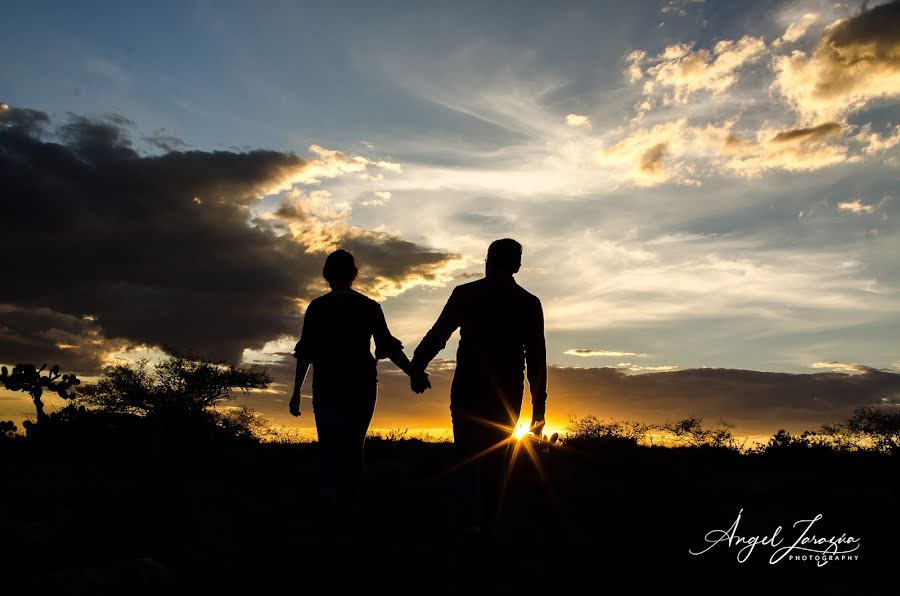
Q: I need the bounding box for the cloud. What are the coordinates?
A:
[565,113,591,128]
[614,363,680,373]
[542,364,900,432]
[0,305,117,372]
[775,12,819,46]
[769,121,841,143]
[360,190,392,207]
[837,198,875,214]
[0,106,461,370]
[625,50,647,83]
[809,361,870,375]
[772,1,900,122]
[857,123,900,155]
[717,121,855,176]
[632,35,767,102]
[600,119,854,185]
[565,349,648,358]
[598,119,699,186]
[143,129,188,152]
[238,359,900,436]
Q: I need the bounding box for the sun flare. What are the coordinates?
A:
[513,423,530,440]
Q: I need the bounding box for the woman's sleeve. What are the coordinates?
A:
[371,303,404,360]
[293,302,318,361]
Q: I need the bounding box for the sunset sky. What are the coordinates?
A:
[3,0,900,438]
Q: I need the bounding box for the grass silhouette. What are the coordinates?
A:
[1,360,897,594]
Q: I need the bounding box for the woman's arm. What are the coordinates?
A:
[386,348,431,394]
[372,302,431,393]
[289,357,311,417]
[290,300,317,416]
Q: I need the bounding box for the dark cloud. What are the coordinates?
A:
[233,358,900,437]
[0,106,457,371]
[0,305,110,372]
[0,105,49,134]
[770,121,842,144]
[640,142,667,173]
[543,364,900,434]
[143,129,188,152]
[828,0,900,53]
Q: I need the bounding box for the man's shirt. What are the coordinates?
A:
[412,276,547,422]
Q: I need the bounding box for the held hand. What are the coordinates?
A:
[289,393,301,417]
[410,371,431,394]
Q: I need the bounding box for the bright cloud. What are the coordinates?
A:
[565,113,591,128]
[615,363,680,373]
[838,199,875,214]
[600,119,856,185]
[772,3,900,123]
[631,35,767,102]
[360,190,392,207]
[810,361,869,375]
[565,349,648,358]
[775,12,819,46]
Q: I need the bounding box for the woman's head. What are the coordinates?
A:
[323,249,358,289]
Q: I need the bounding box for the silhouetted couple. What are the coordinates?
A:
[289,239,548,543]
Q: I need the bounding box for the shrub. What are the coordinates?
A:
[562,415,650,449]
[658,416,738,449]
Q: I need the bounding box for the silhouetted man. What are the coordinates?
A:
[411,238,547,542]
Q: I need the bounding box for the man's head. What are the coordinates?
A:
[323,249,358,289]
[485,238,522,277]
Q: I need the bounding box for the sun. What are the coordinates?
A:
[513,422,530,440]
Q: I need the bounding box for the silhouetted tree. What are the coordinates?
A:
[0,364,80,422]
[79,353,271,416]
[816,405,900,453]
[74,353,273,443]
[659,416,737,449]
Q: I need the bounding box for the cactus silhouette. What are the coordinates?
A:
[0,363,80,422]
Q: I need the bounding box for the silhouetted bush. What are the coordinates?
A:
[562,415,650,449]
[658,416,739,449]
[752,428,824,455]
[0,420,18,439]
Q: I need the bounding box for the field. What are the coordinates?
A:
[2,428,896,595]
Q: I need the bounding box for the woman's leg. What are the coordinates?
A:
[312,395,339,503]
[338,384,377,508]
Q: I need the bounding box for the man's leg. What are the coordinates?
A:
[478,425,514,539]
[451,413,484,534]
[452,412,513,539]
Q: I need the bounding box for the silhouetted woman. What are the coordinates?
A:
[288,249,427,511]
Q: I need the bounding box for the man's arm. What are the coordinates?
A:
[411,287,463,374]
[525,298,548,435]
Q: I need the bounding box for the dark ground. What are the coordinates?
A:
[1,435,897,595]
